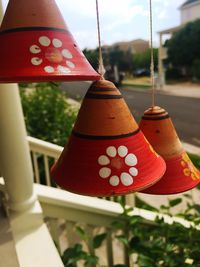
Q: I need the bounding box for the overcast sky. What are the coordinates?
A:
[55,0,186,49]
[2,0,186,49]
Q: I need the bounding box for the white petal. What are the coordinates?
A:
[52,38,62,48]
[57,65,71,73]
[129,167,138,176]
[99,167,111,179]
[30,45,41,54]
[66,61,75,68]
[118,145,128,157]
[62,49,73,58]
[120,172,134,186]
[98,155,110,166]
[44,66,54,73]
[31,57,43,65]
[125,153,138,166]
[39,36,51,47]
[109,176,120,186]
[106,146,117,157]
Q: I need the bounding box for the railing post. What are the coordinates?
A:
[0,1,36,211]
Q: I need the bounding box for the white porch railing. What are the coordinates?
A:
[34,183,196,267]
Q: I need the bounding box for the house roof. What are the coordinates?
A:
[181,0,199,8]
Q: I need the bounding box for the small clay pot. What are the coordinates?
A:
[51,81,166,197]
[0,0,99,82]
[140,106,200,194]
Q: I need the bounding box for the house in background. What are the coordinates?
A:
[180,0,200,24]
[158,0,200,88]
[103,39,149,55]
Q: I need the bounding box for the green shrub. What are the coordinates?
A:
[192,59,200,80]
[165,67,183,81]
[20,82,78,146]
[62,196,200,267]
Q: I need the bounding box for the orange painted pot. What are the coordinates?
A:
[140,106,200,194]
[51,81,166,196]
[0,0,99,82]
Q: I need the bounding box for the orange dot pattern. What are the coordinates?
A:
[181,153,200,180]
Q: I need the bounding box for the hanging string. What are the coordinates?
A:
[149,0,155,107]
[95,0,106,78]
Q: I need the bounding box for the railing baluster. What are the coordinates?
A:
[125,193,135,207]
[43,155,51,186]
[32,152,40,184]
[66,221,76,247]
[49,218,61,255]
[106,229,114,267]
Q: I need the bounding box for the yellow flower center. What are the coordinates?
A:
[45,47,63,63]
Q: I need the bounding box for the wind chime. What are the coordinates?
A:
[139,0,200,194]
[51,0,166,196]
[51,0,200,196]
[0,0,198,196]
[0,0,99,82]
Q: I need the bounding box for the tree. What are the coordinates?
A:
[166,19,200,77]
[83,48,99,71]
[133,48,158,71]
[83,46,134,73]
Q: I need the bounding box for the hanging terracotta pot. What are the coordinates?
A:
[51,80,166,196]
[140,106,200,194]
[0,0,100,82]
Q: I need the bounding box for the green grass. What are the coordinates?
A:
[121,83,151,90]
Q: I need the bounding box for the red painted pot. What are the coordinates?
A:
[140,106,200,194]
[0,0,99,82]
[51,80,166,196]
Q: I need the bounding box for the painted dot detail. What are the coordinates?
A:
[57,65,71,73]
[109,176,120,186]
[129,167,138,176]
[30,45,41,54]
[31,57,42,65]
[62,49,73,58]
[98,155,110,166]
[44,66,54,73]
[99,167,111,179]
[106,146,117,157]
[120,172,133,186]
[118,146,128,157]
[53,38,62,48]
[66,61,75,68]
[39,36,51,47]
[125,154,138,166]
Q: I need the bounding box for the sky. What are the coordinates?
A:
[2,0,186,49]
[55,0,186,49]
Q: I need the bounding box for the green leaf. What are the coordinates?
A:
[193,204,200,213]
[111,221,125,229]
[116,235,129,246]
[93,233,107,249]
[183,193,192,199]
[84,255,99,267]
[62,244,84,265]
[169,198,182,207]
[76,226,87,240]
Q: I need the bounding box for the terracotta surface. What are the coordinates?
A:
[140,106,200,194]
[0,0,100,82]
[73,80,138,136]
[1,0,66,30]
[51,81,166,197]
